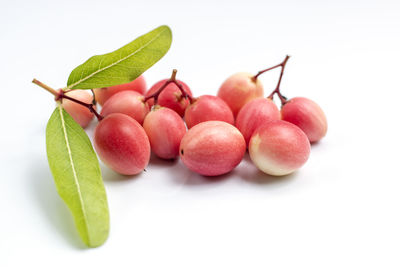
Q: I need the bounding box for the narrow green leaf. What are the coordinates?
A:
[46,105,109,247]
[67,25,172,89]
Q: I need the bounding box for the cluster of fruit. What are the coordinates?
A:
[61,56,327,177]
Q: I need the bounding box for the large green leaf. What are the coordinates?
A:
[66,25,172,89]
[46,106,109,247]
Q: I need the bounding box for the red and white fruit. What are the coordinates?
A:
[184,95,234,129]
[94,113,150,175]
[62,89,95,128]
[145,79,192,117]
[143,107,186,159]
[249,120,310,176]
[100,91,149,125]
[217,72,264,117]
[281,97,327,143]
[94,75,146,106]
[180,121,246,176]
[235,98,280,146]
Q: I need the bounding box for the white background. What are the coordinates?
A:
[1,0,400,266]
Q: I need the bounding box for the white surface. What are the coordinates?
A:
[1,0,400,266]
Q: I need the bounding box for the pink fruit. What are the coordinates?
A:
[62,89,94,128]
[180,121,246,176]
[249,120,310,176]
[94,75,146,106]
[217,72,264,117]
[235,98,280,146]
[94,113,150,175]
[184,95,234,129]
[145,79,192,117]
[281,97,327,143]
[143,107,186,159]
[100,91,149,125]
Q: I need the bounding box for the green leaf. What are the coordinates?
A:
[46,105,109,247]
[66,25,172,89]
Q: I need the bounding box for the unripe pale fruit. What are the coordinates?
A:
[100,91,149,125]
[217,72,264,117]
[235,98,280,146]
[180,121,246,176]
[145,79,192,117]
[143,107,186,159]
[94,75,146,106]
[94,113,150,175]
[281,97,327,143]
[249,120,310,176]
[62,90,94,128]
[184,95,234,129]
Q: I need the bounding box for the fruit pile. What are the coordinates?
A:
[62,56,327,177]
[31,26,328,248]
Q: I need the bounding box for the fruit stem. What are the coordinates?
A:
[172,80,194,104]
[57,90,103,121]
[90,89,97,106]
[253,55,290,81]
[32,78,103,121]
[170,69,177,81]
[32,79,59,97]
[266,55,290,105]
[144,78,171,104]
[144,69,194,105]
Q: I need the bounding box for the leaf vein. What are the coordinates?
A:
[58,105,90,242]
[67,28,168,89]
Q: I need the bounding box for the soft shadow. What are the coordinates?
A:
[100,163,142,183]
[170,161,233,186]
[29,158,87,249]
[236,153,297,185]
[149,153,179,167]
[101,154,182,183]
[240,168,297,185]
[310,140,325,148]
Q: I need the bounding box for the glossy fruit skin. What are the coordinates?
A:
[249,120,310,176]
[184,95,234,129]
[281,97,327,143]
[62,90,94,128]
[180,121,246,176]
[100,91,149,125]
[94,113,150,175]
[235,98,280,146]
[217,72,264,117]
[143,107,186,159]
[94,75,146,106]
[145,79,192,117]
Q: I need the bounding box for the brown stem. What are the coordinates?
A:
[266,55,290,105]
[144,69,193,105]
[269,90,287,105]
[144,80,172,104]
[171,80,194,104]
[90,89,97,106]
[57,90,103,121]
[253,65,281,81]
[32,79,58,96]
[253,55,290,81]
[170,69,177,81]
[32,78,103,121]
